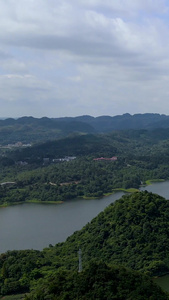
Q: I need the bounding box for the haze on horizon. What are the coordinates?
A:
[0,0,169,118]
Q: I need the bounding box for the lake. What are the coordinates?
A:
[1,181,169,254]
[154,274,169,293]
[0,191,124,253]
[140,180,169,199]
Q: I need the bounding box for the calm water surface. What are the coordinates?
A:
[140,181,169,292]
[140,180,169,199]
[0,192,124,253]
[154,274,169,293]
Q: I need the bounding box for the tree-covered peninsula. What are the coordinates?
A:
[0,192,169,298]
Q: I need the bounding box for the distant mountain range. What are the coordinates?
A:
[1,113,169,144]
[62,113,169,131]
[3,113,169,130]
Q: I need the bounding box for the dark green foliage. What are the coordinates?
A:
[0,157,15,167]
[26,262,169,300]
[0,116,95,145]
[10,134,118,162]
[0,250,44,295]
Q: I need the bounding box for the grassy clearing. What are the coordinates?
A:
[0,201,25,207]
[112,188,139,193]
[0,294,28,300]
[126,188,139,193]
[82,196,98,200]
[0,199,63,207]
[103,192,115,196]
[26,199,63,204]
[145,179,165,185]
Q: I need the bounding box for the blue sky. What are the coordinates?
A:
[0,0,169,118]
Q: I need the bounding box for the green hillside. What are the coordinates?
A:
[42,191,169,276]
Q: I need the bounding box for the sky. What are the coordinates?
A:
[1,0,169,118]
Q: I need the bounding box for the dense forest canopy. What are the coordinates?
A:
[25,262,169,300]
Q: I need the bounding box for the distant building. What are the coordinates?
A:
[64,156,76,161]
[4,142,31,149]
[43,158,50,164]
[93,156,117,161]
[52,159,62,163]
[52,156,76,163]
[16,161,28,166]
[1,182,16,186]
[15,142,23,147]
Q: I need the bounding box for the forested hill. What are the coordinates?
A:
[42,191,169,277]
[1,113,169,144]
[75,113,169,131]
[1,192,169,298]
[8,127,169,163]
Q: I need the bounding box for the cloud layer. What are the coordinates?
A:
[0,0,169,117]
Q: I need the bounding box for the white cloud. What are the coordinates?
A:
[0,74,51,101]
[1,59,28,74]
[0,0,169,117]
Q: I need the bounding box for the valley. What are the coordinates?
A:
[0,115,169,298]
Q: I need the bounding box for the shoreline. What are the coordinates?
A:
[0,199,63,207]
[0,178,165,207]
[145,179,165,185]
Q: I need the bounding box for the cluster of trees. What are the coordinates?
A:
[26,262,169,300]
